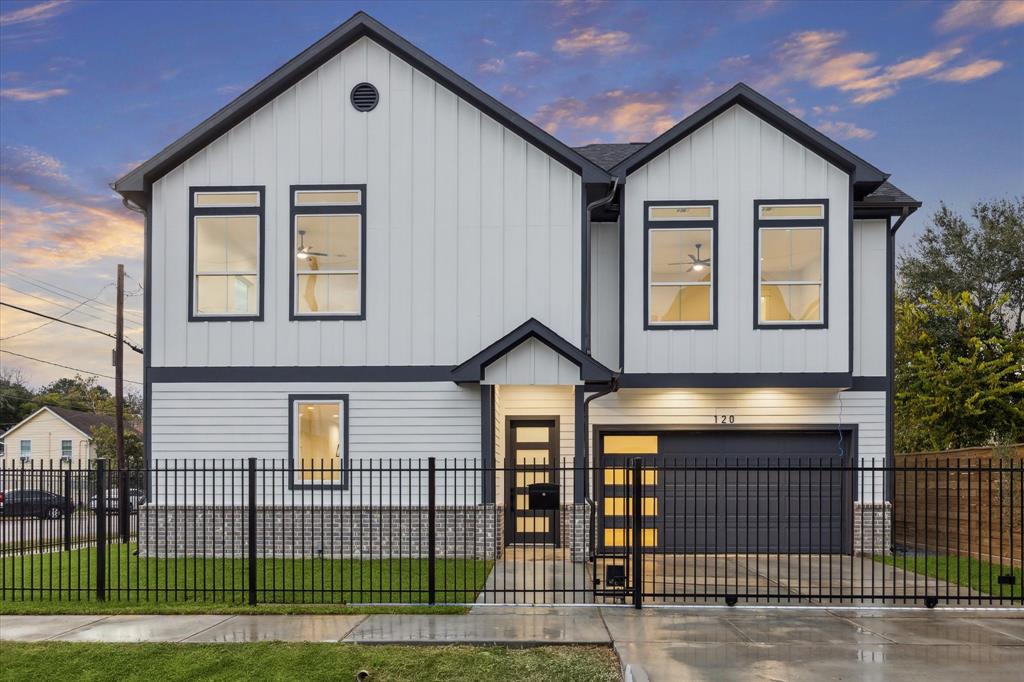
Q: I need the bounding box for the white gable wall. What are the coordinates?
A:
[622,105,851,374]
[150,36,582,369]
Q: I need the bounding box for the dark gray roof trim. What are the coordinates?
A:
[451,318,614,383]
[114,11,608,198]
[609,83,889,191]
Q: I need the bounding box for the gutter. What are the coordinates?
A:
[582,177,620,355]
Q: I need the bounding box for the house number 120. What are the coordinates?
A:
[716,414,736,424]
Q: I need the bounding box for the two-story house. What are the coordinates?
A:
[114,12,919,557]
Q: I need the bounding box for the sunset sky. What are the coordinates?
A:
[1,0,1022,390]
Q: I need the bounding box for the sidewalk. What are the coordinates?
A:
[3,607,1023,681]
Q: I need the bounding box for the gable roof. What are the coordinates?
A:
[451,318,614,383]
[609,83,889,194]
[1,406,117,441]
[113,11,608,202]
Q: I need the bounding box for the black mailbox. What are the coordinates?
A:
[527,483,559,510]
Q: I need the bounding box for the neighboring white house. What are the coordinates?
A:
[113,12,919,555]
[0,406,115,469]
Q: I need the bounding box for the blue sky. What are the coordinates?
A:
[1,0,1022,388]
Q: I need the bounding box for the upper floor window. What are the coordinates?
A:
[644,201,717,329]
[189,187,264,321]
[755,201,827,328]
[290,185,366,320]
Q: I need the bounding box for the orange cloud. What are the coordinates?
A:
[0,145,142,270]
[554,27,635,56]
[1,201,142,269]
[815,120,876,140]
[0,86,69,101]
[0,0,69,26]
[936,0,1024,33]
[533,97,601,134]
[931,58,1005,82]
[772,31,986,103]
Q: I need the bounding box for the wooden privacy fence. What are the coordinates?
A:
[894,445,1023,568]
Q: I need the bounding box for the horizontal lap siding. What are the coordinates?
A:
[151,382,480,461]
[589,388,886,502]
[151,36,581,369]
[623,105,850,374]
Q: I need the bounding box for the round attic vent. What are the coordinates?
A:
[350,82,379,112]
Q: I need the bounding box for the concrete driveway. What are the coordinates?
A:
[607,608,1024,681]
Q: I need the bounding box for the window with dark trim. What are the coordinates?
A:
[754,200,828,329]
[643,200,718,329]
[188,186,265,321]
[290,185,367,320]
[288,394,349,490]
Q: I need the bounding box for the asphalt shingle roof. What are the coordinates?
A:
[859,181,920,206]
[573,143,648,171]
[47,407,119,436]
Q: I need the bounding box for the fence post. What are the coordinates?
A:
[63,466,72,553]
[248,457,257,606]
[632,456,643,610]
[428,456,437,605]
[95,458,107,601]
[118,468,130,544]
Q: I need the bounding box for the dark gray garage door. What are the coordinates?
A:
[599,429,854,554]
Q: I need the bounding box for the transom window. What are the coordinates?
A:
[189,186,264,320]
[644,202,717,328]
[289,395,348,489]
[291,185,366,320]
[755,200,827,327]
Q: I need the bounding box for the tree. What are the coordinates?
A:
[0,368,34,433]
[894,291,1024,453]
[90,424,144,470]
[898,198,1024,337]
[33,375,113,414]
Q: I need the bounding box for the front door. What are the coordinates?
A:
[507,418,559,545]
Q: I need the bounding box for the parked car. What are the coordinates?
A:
[0,490,76,519]
[88,488,145,514]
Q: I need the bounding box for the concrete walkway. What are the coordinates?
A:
[3,608,1023,680]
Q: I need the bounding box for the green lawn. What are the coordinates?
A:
[874,553,1022,599]
[1,544,492,613]
[0,643,620,682]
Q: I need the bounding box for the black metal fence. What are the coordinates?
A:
[1,456,1020,608]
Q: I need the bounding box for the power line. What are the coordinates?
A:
[3,272,144,324]
[0,301,144,354]
[0,282,122,329]
[1,283,113,342]
[0,350,142,385]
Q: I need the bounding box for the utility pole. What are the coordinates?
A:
[115,263,128,544]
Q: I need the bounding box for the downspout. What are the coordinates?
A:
[583,375,619,562]
[583,177,620,355]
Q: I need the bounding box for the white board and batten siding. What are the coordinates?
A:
[149,35,582,369]
[482,339,583,385]
[150,382,481,505]
[623,104,850,374]
[589,388,887,502]
[852,219,887,377]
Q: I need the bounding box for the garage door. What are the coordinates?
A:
[598,429,853,554]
